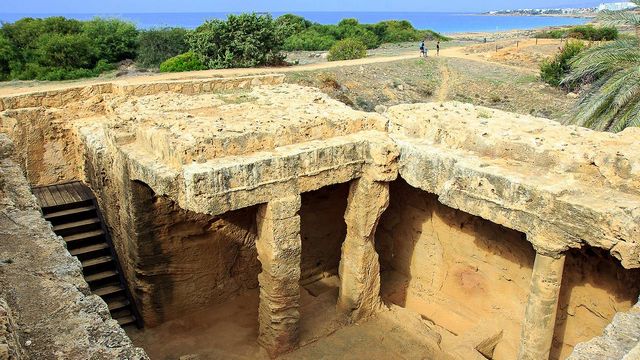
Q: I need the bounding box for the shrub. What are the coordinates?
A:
[0,16,134,81]
[1,17,83,66]
[34,32,96,69]
[540,40,585,89]
[159,51,206,72]
[327,38,367,61]
[188,13,285,69]
[283,29,336,51]
[535,25,618,41]
[422,30,450,41]
[137,27,189,67]
[280,17,448,51]
[82,18,139,63]
[93,59,116,73]
[276,14,313,39]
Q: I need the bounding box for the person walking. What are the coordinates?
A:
[420,41,425,57]
[436,41,440,56]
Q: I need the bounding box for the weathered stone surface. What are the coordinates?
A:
[256,196,302,357]
[0,136,147,359]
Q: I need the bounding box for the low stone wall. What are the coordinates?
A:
[0,134,147,359]
[0,74,285,111]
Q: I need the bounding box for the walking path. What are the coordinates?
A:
[0,38,554,97]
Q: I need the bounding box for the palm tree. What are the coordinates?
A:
[563,1,640,132]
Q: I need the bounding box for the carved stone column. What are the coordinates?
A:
[518,251,566,360]
[255,195,302,357]
[337,175,390,322]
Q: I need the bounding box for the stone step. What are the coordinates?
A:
[53,218,100,233]
[44,205,96,220]
[69,242,109,256]
[85,270,118,283]
[81,255,113,268]
[64,229,105,244]
[94,284,125,297]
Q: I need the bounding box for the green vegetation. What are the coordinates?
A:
[0,13,448,81]
[283,18,449,51]
[327,38,367,61]
[535,25,618,41]
[137,27,190,67]
[188,13,286,69]
[540,41,585,89]
[0,17,136,80]
[82,18,138,63]
[159,51,206,72]
[562,0,640,132]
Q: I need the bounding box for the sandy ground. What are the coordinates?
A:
[127,276,449,360]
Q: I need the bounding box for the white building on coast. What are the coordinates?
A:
[597,2,637,11]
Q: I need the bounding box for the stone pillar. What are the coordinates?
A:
[255,195,302,357]
[518,252,566,360]
[337,175,390,322]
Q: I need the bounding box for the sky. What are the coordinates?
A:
[1,0,606,14]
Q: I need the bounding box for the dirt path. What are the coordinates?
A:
[0,53,419,96]
[0,39,552,97]
[436,59,451,102]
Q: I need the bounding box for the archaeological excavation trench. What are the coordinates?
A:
[0,74,639,359]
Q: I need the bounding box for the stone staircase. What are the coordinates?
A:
[32,182,141,328]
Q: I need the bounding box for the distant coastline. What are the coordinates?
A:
[483,13,596,19]
[0,12,589,34]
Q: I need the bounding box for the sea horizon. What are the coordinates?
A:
[0,11,589,34]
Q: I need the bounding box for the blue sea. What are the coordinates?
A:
[0,12,588,34]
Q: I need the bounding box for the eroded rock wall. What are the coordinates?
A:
[553,248,640,359]
[0,134,147,359]
[376,179,533,358]
[135,185,260,326]
[84,140,260,326]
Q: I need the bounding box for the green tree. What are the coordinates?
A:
[82,18,138,63]
[188,13,285,69]
[1,17,83,66]
[563,0,640,131]
[35,32,96,69]
[137,27,189,67]
[0,33,14,79]
[275,14,313,38]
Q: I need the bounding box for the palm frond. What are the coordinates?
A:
[569,67,640,131]
[599,10,640,27]
[610,97,640,132]
[563,40,640,84]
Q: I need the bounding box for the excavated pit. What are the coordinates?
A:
[377,179,640,359]
[2,76,640,359]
